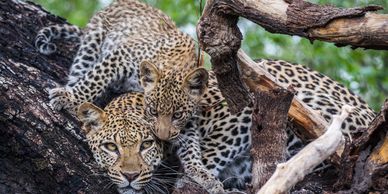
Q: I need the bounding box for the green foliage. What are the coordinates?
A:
[33,0,387,110]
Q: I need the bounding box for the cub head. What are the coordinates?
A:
[139,61,208,141]
[77,102,163,193]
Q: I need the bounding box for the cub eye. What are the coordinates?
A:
[148,106,158,116]
[140,140,154,150]
[173,111,183,120]
[103,143,118,152]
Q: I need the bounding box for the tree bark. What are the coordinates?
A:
[0,1,116,193]
[200,0,388,50]
[249,89,292,192]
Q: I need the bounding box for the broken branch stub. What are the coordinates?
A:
[238,50,329,139]
[257,105,354,194]
[249,89,293,192]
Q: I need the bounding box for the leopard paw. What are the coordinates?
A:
[186,167,225,194]
[49,87,76,112]
[205,179,225,194]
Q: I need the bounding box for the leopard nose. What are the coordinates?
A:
[123,172,139,182]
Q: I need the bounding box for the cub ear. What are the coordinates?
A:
[77,103,107,138]
[140,61,160,93]
[183,68,209,100]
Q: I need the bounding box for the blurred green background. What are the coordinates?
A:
[33,0,388,110]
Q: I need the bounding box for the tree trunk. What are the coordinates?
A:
[0,1,116,193]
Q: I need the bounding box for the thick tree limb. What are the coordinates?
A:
[202,0,388,50]
[197,0,252,113]
[257,105,353,194]
[0,1,115,193]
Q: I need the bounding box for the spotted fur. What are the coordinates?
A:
[141,57,376,190]
[77,93,164,194]
[35,24,82,55]
[256,59,376,155]
[78,86,253,193]
[36,0,198,112]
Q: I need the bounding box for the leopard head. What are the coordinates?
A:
[139,61,208,141]
[77,102,163,193]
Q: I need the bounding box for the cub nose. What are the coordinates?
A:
[123,172,139,182]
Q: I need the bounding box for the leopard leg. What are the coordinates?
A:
[49,46,137,112]
[177,124,225,194]
[67,16,106,87]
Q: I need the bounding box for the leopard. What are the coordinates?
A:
[77,93,166,194]
[78,89,253,193]
[36,0,226,192]
[139,57,376,160]
[35,0,200,113]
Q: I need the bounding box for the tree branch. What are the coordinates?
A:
[202,0,388,50]
[197,0,252,113]
[257,105,353,194]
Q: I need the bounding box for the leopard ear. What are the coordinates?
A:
[77,103,107,138]
[183,68,208,100]
[140,61,160,93]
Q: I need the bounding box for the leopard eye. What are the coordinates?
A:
[148,106,158,116]
[173,111,183,120]
[140,140,154,150]
[102,143,118,152]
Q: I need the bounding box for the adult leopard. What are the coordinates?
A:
[78,88,252,193]
[36,0,224,192]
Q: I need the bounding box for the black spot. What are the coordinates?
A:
[302,98,313,103]
[326,108,338,114]
[221,151,229,158]
[231,127,239,136]
[229,118,238,123]
[243,135,249,143]
[240,126,249,134]
[226,139,233,145]
[210,133,223,139]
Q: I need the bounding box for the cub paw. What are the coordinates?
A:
[49,87,76,112]
[187,167,225,194]
[204,179,225,194]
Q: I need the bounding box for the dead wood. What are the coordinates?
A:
[248,89,292,192]
[200,0,388,50]
[335,100,388,193]
[257,105,352,194]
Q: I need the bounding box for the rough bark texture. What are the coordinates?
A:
[197,0,252,113]
[257,105,352,194]
[238,50,329,140]
[335,100,388,193]
[249,89,292,193]
[0,1,116,193]
[200,0,388,50]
